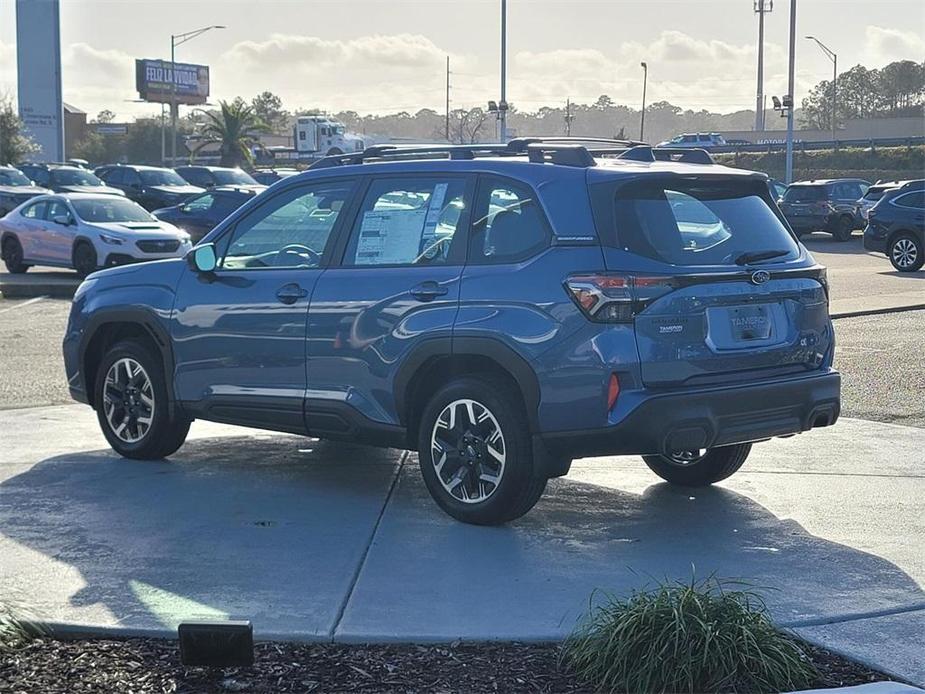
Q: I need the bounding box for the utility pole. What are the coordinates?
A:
[639,62,648,142]
[754,0,773,131]
[785,0,796,184]
[445,56,450,142]
[499,0,507,142]
[564,98,573,136]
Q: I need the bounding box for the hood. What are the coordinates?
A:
[146,184,205,196]
[91,220,183,236]
[0,185,52,196]
[57,185,126,196]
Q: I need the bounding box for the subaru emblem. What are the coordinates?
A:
[750,270,771,285]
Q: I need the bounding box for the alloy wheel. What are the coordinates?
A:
[103,357,155,443]
[430,398,505,504]
[666,449,706,466]
[892,238,918,269]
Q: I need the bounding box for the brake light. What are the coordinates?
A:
[607,373,620,410]
[565,273,677,323]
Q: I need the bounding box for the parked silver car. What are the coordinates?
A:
[0,193,192,276]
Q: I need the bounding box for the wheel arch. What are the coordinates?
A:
[395,337,541,441]
[80,309,177,413]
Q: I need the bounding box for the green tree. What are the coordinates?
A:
[0,96,39,164]
[877,60,925,113]
[191,99,268,167]
[94,109,117,124]
[251,91,288,133]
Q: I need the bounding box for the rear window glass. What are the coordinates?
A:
[783,186,826,202]
[607,179,800,267]
[864,186,893,201]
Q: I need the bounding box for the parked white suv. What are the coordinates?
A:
[0,193,192,276]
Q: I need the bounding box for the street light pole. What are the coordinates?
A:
[169,25,225,167]
[806,35,837,144]
[499,0,507,142]
[754,0,773,131]
[785,0,796,184]
[639,62,648,142]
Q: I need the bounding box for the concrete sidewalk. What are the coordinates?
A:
[1,405,923,685]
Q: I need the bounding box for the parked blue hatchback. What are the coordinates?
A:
[63,138,840,524]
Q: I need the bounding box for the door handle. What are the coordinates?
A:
[410,281,448,302]
[276,283,308,305]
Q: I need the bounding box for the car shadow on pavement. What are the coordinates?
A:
[1,435,922,640]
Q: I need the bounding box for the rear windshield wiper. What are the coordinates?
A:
[735,249,790,266]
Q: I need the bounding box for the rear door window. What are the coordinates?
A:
[783,186,826,203]
[22,201,47,219]
[608,179,800,267]
[470,176,551,263]
[894,191,925,209]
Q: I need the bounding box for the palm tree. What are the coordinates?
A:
[191,99,268,168]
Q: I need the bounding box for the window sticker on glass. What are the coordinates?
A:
[355,207,428,265]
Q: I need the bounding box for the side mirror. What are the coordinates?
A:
[53,215,71,226]
[187,243,217,273]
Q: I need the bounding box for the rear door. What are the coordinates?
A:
[42,198,75,263]
[598,177,833,387]
[15,200,48,261]
[305,173,473,433]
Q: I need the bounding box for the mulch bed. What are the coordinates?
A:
[0,638,888,693]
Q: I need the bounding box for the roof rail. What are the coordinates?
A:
[507,136,645,153]
[617,145,715,165]
[308,143,515,169]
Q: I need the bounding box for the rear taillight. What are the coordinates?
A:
[565,273,677,322]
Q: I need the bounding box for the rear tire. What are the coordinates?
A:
[417,376,546,525]
[832,216,853,242]
[643,443,751,487]
[888,233,924,272]
[73,241,98,277]
[94,339,191,460]
[2,237,30,273]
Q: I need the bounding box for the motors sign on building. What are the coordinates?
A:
[16,0,65,162]
[135,59,209,105]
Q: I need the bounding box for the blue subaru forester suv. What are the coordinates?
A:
[63,139,840,525]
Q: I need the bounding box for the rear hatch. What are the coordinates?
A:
[780,184,829,218]
[589,176,833,387]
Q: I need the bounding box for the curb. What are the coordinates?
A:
[831,304,925,320]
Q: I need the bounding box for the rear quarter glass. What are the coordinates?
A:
[591,177,800,267]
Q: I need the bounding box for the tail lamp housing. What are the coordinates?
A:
[565,273,677,323]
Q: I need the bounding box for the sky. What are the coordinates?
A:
[1,0,924,123]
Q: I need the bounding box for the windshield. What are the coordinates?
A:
[0,169,32,186]
[783,186,826,202]
[72,198,156,223]
[140,169,188,186]
[51,169,104,187]
[606,179,800,267]
[213,169,257,186]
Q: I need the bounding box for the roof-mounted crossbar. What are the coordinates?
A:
[526,143,597,167]
[617,145,715,165]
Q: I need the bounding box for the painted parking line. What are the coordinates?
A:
[0,295,48,314]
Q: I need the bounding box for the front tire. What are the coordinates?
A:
[417,377,546,525]
[94,339,190,459]
[642,443,752,486]
[2,237,30,273]
[73,241,98,277]
[889,233,924,272]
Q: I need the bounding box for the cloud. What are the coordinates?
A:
[223,33,451,73]
[861,26,925,66]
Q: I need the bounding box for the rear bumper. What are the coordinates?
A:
[540,370,841,459]
[863,226,888,253]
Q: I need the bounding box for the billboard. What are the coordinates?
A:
[16,0,65,162]
[135,59,210,105]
